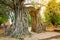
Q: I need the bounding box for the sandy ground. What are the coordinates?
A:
[0,32,60,40]
[0,27,60,40]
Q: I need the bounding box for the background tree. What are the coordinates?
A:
[28,1,46,33]
[44,0,60,26]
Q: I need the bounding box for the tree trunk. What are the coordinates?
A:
[30,10,43,33]
[11,4,31,39]
[31,16,36,32]
[29,9,43,33]
[4,0,31,39]
[36,14,43,33]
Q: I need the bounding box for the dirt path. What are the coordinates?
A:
[0,32,60,40]
[0,37,19,40]
[25,32,60,40]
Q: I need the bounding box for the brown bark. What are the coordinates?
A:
[31,15,37,32]
[25,7,37,32]
[26,7,38,32]
[11,4,31,39]
[28,7,43,33]
[3,0,31,40]
[29,10,37,32]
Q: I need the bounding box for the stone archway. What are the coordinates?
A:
[25,6,41,32]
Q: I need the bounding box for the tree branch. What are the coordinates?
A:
[0,0,14,9]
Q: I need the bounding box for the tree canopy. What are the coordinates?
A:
[44,0,60,25]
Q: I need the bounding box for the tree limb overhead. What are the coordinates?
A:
[0,0,14,9]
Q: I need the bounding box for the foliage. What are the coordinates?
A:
[0,4,9,24]
[27,14,32,27]
[44,0,60,25]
